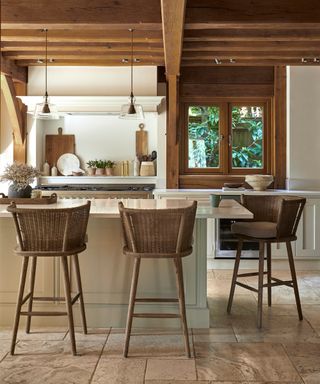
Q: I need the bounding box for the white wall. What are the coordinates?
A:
[287,67,320,189]
[28,66,157,96]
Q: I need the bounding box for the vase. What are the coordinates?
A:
[105,168,113,176]
[8,183,32,198]
[95,168,105,176]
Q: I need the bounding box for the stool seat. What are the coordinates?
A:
[232,221,277,238]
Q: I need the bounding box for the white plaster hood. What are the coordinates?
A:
[18,96,165,114]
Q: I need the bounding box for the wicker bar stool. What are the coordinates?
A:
[7,201,91,355]
[227,195,306,328]
[118,201,197,358]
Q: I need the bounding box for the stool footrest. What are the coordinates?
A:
[133,313,181,318]
[236,281,259,293]
[20,311,68,316]
[237,271,267,278]
[135,298,179,303]
[71,293,81,305]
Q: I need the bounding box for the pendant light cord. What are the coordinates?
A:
[130,28,133,99]
[44,28,48,99]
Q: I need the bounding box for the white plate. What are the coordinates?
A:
[57,153,81,176]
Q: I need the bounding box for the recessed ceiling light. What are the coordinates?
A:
[122,58,129,63]
[229,58,236,64]
[133,58,141,63]
[301,58,308,63]
[214,58,222,65]
[49,58,54,63]
[37,59,44,64]
[314,58,320,63]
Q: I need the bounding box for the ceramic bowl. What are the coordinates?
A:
[245,174,274,191]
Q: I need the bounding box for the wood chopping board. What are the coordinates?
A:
[45,127,75,175]
[136,123,148,157]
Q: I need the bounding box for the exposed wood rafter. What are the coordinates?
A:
[0,74,26,145]
[0,55,27,83]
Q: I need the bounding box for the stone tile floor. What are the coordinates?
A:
[0,270,320,383]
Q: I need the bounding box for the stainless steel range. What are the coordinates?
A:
[36,184,155,199]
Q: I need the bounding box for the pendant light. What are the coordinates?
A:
[34,28,59,120]
[119,29,144,119]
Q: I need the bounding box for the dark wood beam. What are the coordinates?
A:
[17,59,163,66]
[0,55,27,83]
[161,0,186,76]
[1,0,161,24]
[185,0,320,24]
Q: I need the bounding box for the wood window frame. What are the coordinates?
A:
[180,97,272,177]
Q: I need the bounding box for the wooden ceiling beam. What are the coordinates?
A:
[0,74,25,145]
[183,41,320,52]
[161,0,186,77]
[1,0,161,24]
[1,44,163,52]
[18,60,164,67]
[181,60,320,66]
[1,23,162,31]
[185,0,320,24]
[184,29,320,42]
[0,55,27,83]
[183,51,320,60]
[4,53,164,60]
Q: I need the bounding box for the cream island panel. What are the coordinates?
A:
[0,198,252,328]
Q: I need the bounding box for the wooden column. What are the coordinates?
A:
[161,0,186,188]
[13,81,27,163]
[273,66,287,188]
[166,75,180,188]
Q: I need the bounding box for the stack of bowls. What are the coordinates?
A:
[245,174,274,191]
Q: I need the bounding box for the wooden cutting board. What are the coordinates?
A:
[136,123,148,157]
[45,127,75,175]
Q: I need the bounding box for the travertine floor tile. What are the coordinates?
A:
[195,343,301,382]
[0,340,104,384]
[0,326,68,341]
[92,357,146,384]
[103,333,193,358]
[0,339,10,361]
[144,381,210,384]
[145,358,196,380]
[192,327,237,343]
[232,315,320,343]
[284,342,320,384]
[64,327,110,342]
[110,327,191,336]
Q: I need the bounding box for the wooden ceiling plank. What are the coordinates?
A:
[1,45,164,53]
[0,74,24,145]
[0,55,27,83]
[185,0,320,24]
[18,60,164,67]
[1,23,162,31]
[161,0,186,77]
[182,51,320,60]
[4,53,164,60]
[1,0,161,24]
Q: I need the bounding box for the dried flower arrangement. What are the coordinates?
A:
[1,162,41,191]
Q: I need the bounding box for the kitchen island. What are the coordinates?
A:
[0,198,252,328]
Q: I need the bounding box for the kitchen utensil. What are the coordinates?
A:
[57,153,83,176]
[136,123,148,157]
[45,127,75,175]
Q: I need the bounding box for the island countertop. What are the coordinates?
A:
[0,198,253,220]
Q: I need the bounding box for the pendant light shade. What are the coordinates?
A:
[119,29,144,120]
[34,29,59,120]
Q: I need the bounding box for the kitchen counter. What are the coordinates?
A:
[0,198,252,328]
[153,188,320,197]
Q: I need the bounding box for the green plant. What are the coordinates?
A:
[86,160,96,168]
[1,162,41,190]
[95,160,107,169]
[105,160,115,169]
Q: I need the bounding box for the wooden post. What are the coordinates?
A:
[273,66,286,189]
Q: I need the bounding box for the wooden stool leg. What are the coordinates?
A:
[124,257,141,358]
[266,243,272,307]
[174,257,191,358]
[61,256,77,356]
[227,239,243,313]
[11,256,29,355]
[286,241,303,320]
[73,254,87,334]
[26,257,37,334]
[257,241,265,328]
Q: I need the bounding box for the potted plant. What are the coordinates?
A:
[105,160,115,176]
[86,160,96,176]
[95,160,107,176]
[1,162,41,198]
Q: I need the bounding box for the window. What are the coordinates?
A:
[182,100,270,175]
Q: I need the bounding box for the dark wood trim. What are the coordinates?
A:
[273,66,287,189]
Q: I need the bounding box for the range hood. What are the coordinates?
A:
[18,96,165,115]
